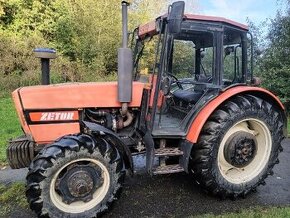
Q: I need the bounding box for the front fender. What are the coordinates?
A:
[82,121,134,174]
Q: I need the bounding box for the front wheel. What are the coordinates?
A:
[190,94,284,198]
[26,134,125,217]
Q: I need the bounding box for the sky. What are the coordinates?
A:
[182,0,287,25]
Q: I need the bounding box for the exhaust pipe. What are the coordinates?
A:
[118,1,133,116]
[121,1,129,49]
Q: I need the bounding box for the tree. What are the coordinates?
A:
[53,0,167,73]
[258,4,290,109]
[0,0,168,93]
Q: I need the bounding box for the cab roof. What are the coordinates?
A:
[138,14,249,39]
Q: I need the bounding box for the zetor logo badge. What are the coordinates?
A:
[41,112,74,121]
[29,111,79,122]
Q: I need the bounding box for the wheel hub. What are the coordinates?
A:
[56,163,104,204]
[224,131,257,167]
[67,171,94,198]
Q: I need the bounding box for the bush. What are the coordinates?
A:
[0,0,166,96]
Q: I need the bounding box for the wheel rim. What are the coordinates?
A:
[50,158,110,213]
[218,118,272,184]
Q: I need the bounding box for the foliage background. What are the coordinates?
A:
[250,1,290,110]
[1,0,290,112]
[0,0,166,96]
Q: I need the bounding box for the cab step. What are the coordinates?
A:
[153,164,184,175]
[155,147,183,157]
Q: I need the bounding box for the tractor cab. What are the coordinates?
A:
[133,8,250,136]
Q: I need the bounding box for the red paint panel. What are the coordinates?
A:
[138,20,157,39]
[186,86,284,143]
[19,82,144,110]
[12,89,31,134]
[149,75,158,107]
[29,123,80,144]
[30,111,79,122]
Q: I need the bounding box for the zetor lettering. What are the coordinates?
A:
[40,112,75,121]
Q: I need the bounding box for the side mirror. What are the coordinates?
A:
[168,1,185,34]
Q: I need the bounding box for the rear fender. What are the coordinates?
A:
[82,121,134,174]
[186,86,286,143]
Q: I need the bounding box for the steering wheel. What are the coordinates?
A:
[167,73,183,90]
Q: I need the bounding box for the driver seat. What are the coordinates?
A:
[172,84,205,104]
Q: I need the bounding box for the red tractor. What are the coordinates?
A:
[7,1,286,217]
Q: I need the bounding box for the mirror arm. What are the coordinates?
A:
[248,32,254,82]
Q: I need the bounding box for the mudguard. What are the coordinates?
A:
[82,121,134,174]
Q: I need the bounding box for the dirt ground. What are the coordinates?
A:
[2,139,290,218]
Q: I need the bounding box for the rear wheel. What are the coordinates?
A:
[190,94,284,198]
[26,134,125,217]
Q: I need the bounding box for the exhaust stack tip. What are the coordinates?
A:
[121,1,130,5]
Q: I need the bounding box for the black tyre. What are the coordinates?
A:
[190,94,284,198]
[26,134,125,217]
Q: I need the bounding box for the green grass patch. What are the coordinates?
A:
[0,97,22,164]
[193,207,290,218]
[0,182,28,216]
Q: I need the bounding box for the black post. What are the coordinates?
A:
[33,48,57,85]
[195,48,201,76]
[41,59,50,85]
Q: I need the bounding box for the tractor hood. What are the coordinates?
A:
[11,81,145,143]
[13,81,145,110]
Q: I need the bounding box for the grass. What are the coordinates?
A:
[0,182,28,216]
[194,207,290,218]
[0,97,22,164]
